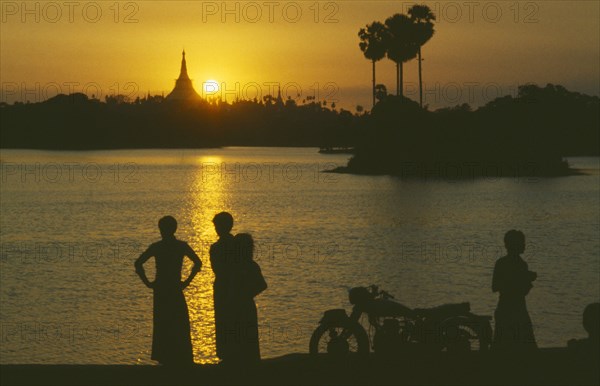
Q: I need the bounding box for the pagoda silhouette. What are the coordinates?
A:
[166,50,201,101]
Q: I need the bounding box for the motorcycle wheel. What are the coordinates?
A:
[309,321,369,358]
[441,318,489,352]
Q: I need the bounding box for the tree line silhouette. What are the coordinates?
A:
[359,4,435,107]
[1,83,597,178]
[0,93,362,149]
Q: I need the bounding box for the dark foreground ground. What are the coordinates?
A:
[2,349,598,386]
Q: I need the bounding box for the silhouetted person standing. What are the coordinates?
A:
[135,216,201,365]
[229,233,267,365]
[492,230,537,351]
[210,212,236,363]
[568,302,600,355]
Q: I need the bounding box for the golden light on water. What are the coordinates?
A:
[195,156,222,165]
[184,158,233,364]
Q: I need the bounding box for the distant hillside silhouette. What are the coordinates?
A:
[0,93,361,149]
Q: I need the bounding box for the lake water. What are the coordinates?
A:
[0,148,598,364]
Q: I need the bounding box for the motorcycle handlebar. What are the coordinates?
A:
[368,285,395,299]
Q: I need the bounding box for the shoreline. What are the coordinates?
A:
[326,165,587,178]
[2,349,598,385]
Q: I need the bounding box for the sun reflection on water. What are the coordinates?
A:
[183,157,233,364]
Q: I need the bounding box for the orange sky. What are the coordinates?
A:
[1,1,599,110]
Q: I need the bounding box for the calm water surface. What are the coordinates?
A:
[0,148,598,364]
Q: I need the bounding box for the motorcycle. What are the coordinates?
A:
[309,285,492,357]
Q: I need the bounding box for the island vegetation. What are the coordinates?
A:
[351,5,598,177]
[340,83,599,177]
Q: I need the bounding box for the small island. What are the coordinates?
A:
[333,84,599,178]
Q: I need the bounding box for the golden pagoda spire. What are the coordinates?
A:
[166,50,201,101]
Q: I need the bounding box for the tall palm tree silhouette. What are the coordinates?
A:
[385,13,419,98]
[359,21,388,108]
[408,4,436,108]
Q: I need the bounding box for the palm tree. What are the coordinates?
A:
[384,13,419,98]
[408,4,436,107]
[358,21,388,108]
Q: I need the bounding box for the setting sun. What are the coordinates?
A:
[203,80,220,95]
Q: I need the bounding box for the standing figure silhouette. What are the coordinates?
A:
[210,212,237,363]
[135,215,201,365]
[568,302,600,355]
[229,233,267,365]
[492,229,537,351]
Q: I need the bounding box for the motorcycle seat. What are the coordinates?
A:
[414,302,471,319]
